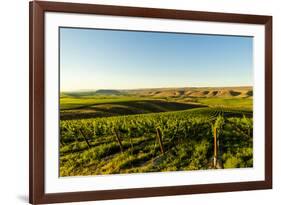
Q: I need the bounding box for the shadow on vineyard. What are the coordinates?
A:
[59,107,253,176]
[60,99,207,120]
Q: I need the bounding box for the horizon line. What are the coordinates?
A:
[61,85,253,93]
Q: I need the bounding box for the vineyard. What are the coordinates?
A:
[60,107,253,176]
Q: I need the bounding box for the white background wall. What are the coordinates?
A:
[0,0,280,204]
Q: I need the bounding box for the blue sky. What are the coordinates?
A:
[60,27,253,91]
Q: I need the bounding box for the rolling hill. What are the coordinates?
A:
[60,86,253,120]
[125,86,253,98]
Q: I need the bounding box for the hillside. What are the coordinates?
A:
[126,86,253,98]
[60,100,205,120]
[95,89,121,95]
[60,86,253,120]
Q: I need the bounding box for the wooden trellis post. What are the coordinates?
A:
[114,129,124,153]
[156,128,164,154]
[79,129,91,149]
[213,127,217,168]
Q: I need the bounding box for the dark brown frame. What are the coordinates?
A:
[29,1,272,204]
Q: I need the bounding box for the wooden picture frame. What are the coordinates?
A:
[29,1,272,204]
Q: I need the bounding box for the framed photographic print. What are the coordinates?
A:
[29,1,272,204]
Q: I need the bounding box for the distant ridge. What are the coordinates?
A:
[95,89,121,95]
[125,86,253,98]
[62,86,253,98]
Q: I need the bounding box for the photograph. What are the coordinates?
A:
[29,2,272,203]
[59,27,253,177]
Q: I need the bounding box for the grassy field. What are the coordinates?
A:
[59,87,253,176]
[195,97,252,110]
